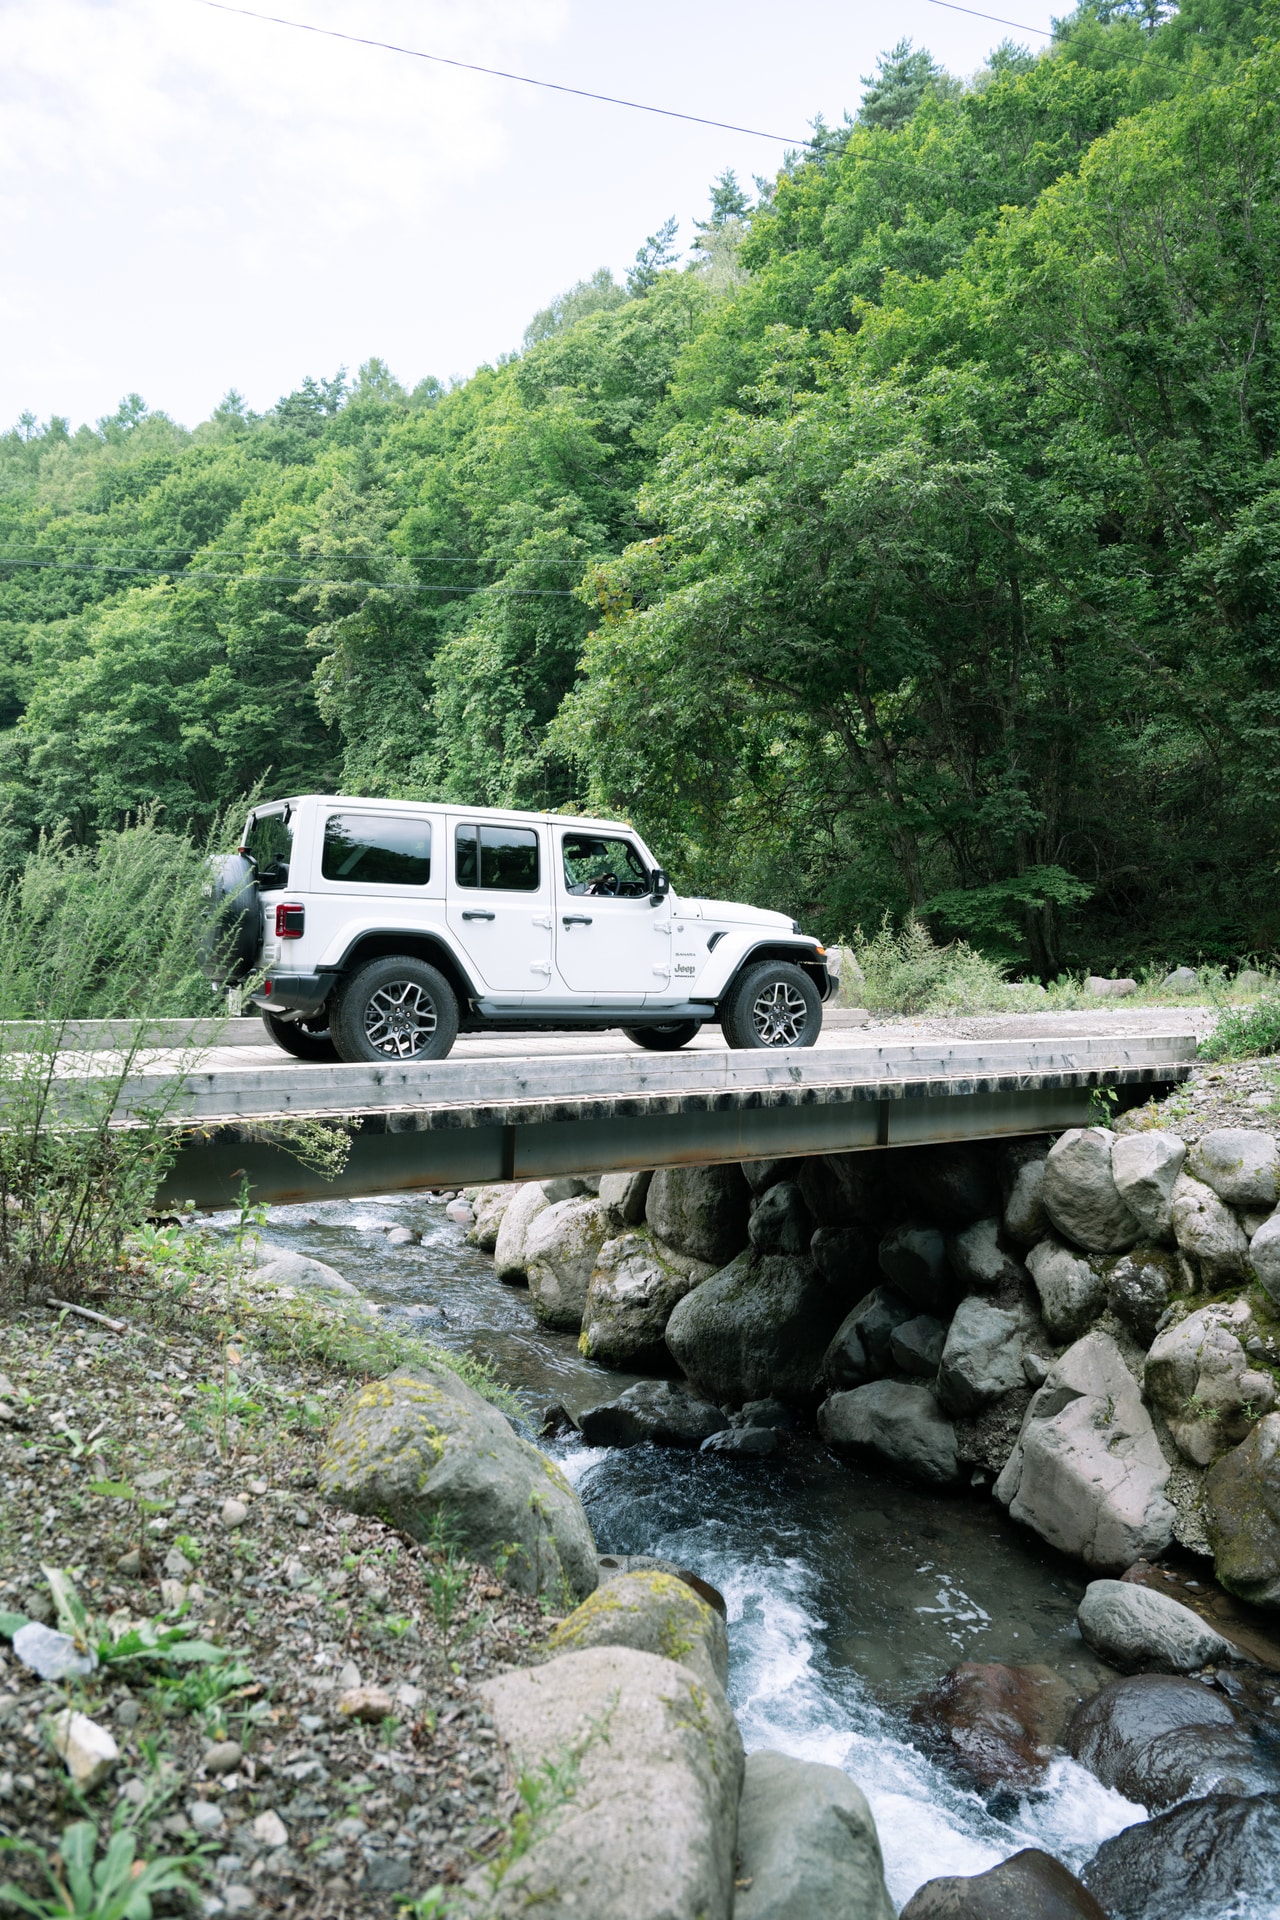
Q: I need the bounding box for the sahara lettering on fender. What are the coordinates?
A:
[332,956,460,1064]
[720,960,821,1051]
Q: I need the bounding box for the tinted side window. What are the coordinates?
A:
[455,824,540,891]
[562,833,650,898]
[245,811,293,889]
[323,814,431,886]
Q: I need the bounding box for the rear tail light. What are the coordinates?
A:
[275,903,305,938]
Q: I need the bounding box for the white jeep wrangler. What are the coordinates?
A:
[202,794,836,1063]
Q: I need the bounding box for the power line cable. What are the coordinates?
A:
[925,0,1054,37]
[191,0,808,143]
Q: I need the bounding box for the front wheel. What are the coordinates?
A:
[262,1010,339,1062]
[720,961,822,1051]
[332,957,460,1063]
[622,1021,703,1052]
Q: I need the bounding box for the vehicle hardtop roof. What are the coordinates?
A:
[251,795,639,839]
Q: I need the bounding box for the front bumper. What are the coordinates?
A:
[248,972,329,1018]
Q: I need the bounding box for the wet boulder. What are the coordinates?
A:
[1204,1413,1280,1608]
[1110,1133,1185,1242]
[748,1180,813,1256]
[909,1662,1073,1791]
[818,1380,961,1487]
[701,1425,777,1459]
[1076,1579,1241,1673]
[1002,1150,1049,1248]
[1067,1673,1263,1808]
[645,1164,751,1267]
[525,1196,616,1330]
[1082,1792,1280,1920]
[1144,1301,1276,1467]
[902,1850,1106,1920]
[891,1314,948,1377]
[734,1749,895,1920]
[1106,1248,1178,1347]
[475,1647,743,1920]
[1187,1128,1279,1208]
[597,1168,653,1227]
[1043,1128,1141,1253]
[666,1250,846,1408]
[994,1331,1175,1569]
[466,1181,520,1252]
[822,1286,914,1390]
[879,1223,955,1316]
[254,1248,360,1301]
[947,1217,1024,1293]
[1170,1174,1249,1287]
[545,1568,728,1694]
[1025,1236,1106,1342]
[577,1380,728,1449]
[580,1231,712,1369]
[319,1364,598,1601]
[935,1299,1025,1416]
[493,1181,549,1282]
[810,1222,876,1290]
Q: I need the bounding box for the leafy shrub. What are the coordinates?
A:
[1199,996,1280,1062]
[847,917,1021,1014]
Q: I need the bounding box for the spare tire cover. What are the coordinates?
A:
[198,853,262,985]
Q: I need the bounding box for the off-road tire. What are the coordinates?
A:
[720,960,821,1051]
[262,1010,339,1063]
[622,1021,703,1052]
[332,956,459,1064]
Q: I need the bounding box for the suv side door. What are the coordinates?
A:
[554,828,671,999]
[446,818,553,996]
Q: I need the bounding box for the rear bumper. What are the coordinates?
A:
[248,972,329,1018]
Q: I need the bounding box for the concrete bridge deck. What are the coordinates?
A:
[134,1020,1198,1209]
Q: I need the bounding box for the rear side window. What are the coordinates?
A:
[322,814,431,886]
[455,824,540,892]
[245,810,293,889]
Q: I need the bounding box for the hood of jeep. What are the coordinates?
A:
[676,896,796,931]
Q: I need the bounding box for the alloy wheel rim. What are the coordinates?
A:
[750,980,808,1045]
[364,980,438,1057]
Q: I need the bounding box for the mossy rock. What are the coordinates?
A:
[1205,1412,1280,1608]
[319,1364,598,1602]
[545,1568,728,1693]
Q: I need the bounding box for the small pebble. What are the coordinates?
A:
[283,1558,308,1590]
[116,1699,141,1730]
[189,1800,226,1834]
[338,1661,361,1689]
[204,1741,243,1776]
[252,1809,288,1850]
[225,1890,256,1915]
[338,1685,396,1723]
[220,1499,249,1530]
[115,1548,142,1577]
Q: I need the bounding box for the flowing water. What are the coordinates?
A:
[215,1190,1264,1911]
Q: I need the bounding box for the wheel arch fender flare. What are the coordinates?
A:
[329,930,479,1009]
[715,942,829,1011]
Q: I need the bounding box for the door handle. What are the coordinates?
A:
[461,910,496,921]
[561,914,593,926]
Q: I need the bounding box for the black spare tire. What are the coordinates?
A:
[198,853,262,986]
[333,956,459,1063]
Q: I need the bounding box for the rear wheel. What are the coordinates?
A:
[333,957,460,1064]
[721,961,822,1051]
[622,1021,703,1052]
[262,1011,338,1063]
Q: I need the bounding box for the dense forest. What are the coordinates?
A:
[1,0,1277,977]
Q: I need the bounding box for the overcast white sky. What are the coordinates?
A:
[1,0,1058,432]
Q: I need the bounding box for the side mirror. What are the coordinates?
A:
[649,868,670,905]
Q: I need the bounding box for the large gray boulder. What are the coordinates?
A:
[1002,1152,1049,1248]
[525,1196,616,1329]
[1106,1248,1178,1347]
[1170,1173,1249,1286]
[821,1286,913,1390]
[1110,1132,1185,1241]
[580,1231,711,1369]
[1083,1792,1280,1920]
[666,1250,845,1407]
[1025,1235,1106,1341]
[319,1365,598,1601]
[493,1181,550,1282]
[577,1381,728,1450]
[891,1314,948,1376]
[1187,1127,1279,1207]
[1204,1413,1280,1607]
[466,1181,520,1252]
[797,1153,879,1227]
[819,1381,961,1487]
[1042,1128,1140,1253]
[733,1749,895,1920]
[901,1849,1106,1920]
[994,1331,1175,1569]
[1251,1211,1280,1306]
[1067,1673,1264,1808]
[809,1224,875,1290]
[1144,1300,1276,1466]
[935,1298,1025,1416]
[476,1646,743,1920]
[1076,1579,1241,1672]
[947,1217,1024,1292]
[888,1144,996,1223]
[255,1249,358,1299]
[645,1165,751,1267]
[748,1181,813,1256]
[909,1662,1073,1792]
[545,1568,728,1694]
[597,1168,653,1227]
[878,1223,955,1315]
